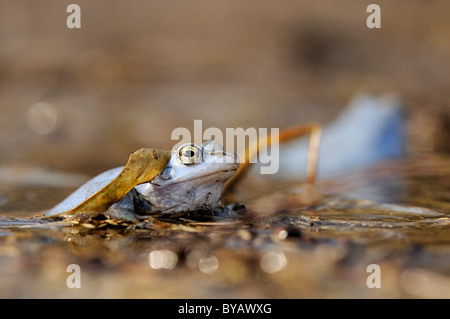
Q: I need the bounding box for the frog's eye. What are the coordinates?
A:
[177,144,201,165]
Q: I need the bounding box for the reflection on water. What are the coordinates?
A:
[260,251,287,274]
[149,250,178,270]
[26,102,59,136]
[0,154,450,298]
[198,255,219,275]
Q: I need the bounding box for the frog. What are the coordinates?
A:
[44,141,240,222]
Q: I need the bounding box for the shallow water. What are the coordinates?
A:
[0,154,449,298]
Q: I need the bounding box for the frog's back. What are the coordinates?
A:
[45,167,124,216]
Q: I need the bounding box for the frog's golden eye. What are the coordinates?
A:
[177,144,201,165]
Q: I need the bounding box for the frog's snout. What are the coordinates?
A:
[212,149,239,169]
[201,140,239,167]
[224,150,240,167]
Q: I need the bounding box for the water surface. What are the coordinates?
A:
[1,155,449,298]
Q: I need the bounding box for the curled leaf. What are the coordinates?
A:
[46,148,170,218]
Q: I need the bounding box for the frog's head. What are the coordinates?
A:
[134,140,239,214]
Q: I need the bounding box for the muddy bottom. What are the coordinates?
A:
[1,154,450,298]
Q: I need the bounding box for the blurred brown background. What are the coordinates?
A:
[1,0,450,300]
[1,0,449,175]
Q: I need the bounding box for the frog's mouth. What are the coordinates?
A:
[153,168,238,187]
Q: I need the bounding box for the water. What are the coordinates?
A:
[0,154,449,298]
